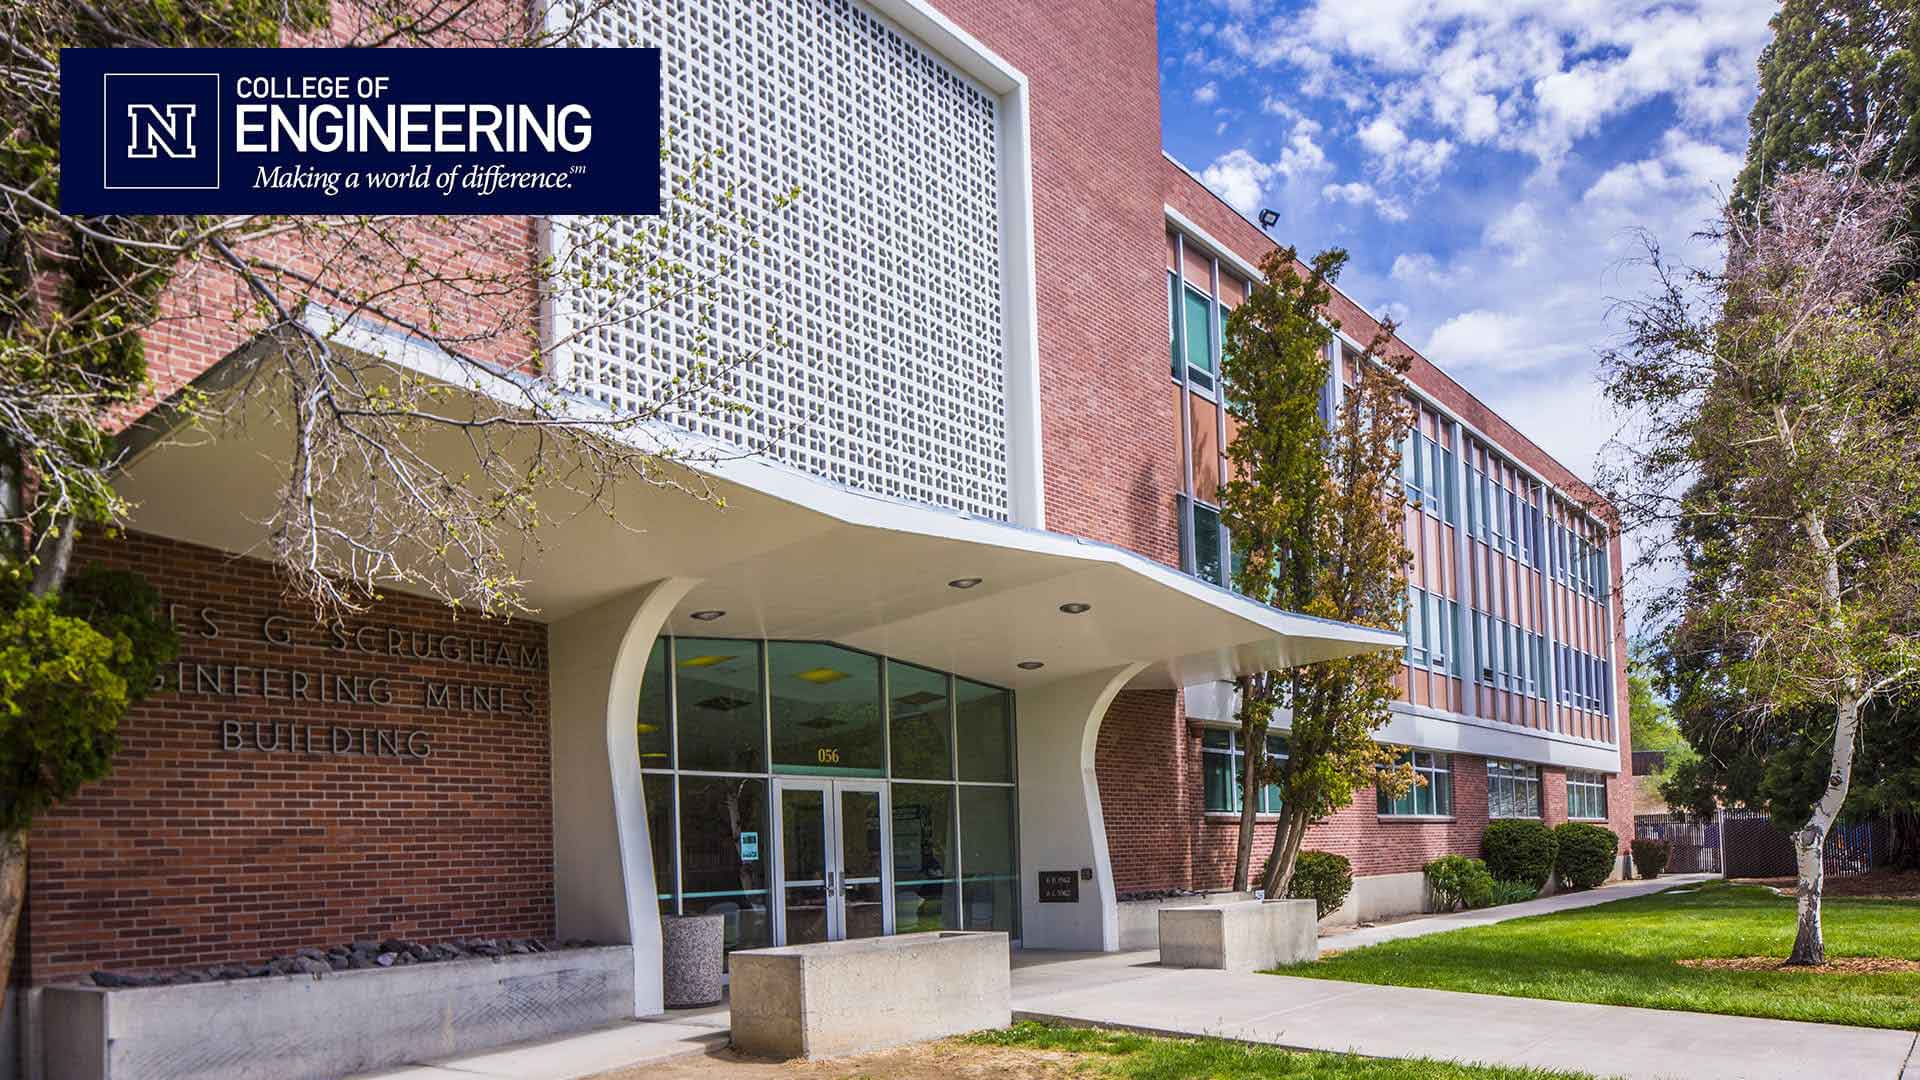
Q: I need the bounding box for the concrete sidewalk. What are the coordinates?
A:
[355,1002,729,1079]
[1323,872,1719,953]
[1010,949,1920,1080]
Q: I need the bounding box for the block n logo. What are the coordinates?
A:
[103,73,219,190]
[125,103,199,159]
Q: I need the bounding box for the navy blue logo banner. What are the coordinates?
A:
[60,48,661,215]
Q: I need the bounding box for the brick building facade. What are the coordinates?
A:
[19,533,554,987]
[12,0,1629,1072]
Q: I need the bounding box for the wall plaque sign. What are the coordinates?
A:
[1037,870,1080,904]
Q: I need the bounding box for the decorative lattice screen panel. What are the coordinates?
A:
[555,0,1011,520]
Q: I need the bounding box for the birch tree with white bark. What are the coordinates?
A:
[1603,137,1920,964]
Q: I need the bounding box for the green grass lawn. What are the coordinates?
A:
[1285,881,1920,1029]
[967,1021,1601,1080]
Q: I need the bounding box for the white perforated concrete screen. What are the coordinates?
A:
[556,0,1011,520]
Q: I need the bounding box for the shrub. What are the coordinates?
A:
[1287,851,1354,918]
[1482,819,1558,890]
[1554,822,1620,890]
[1630,838,1670,879]
[1424,854,1495,912]
[1489,879,1538,906]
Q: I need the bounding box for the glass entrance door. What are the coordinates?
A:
[773,779,892,944]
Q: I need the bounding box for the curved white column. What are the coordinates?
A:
[547,578,698,1018]
[1015,663,1148,952]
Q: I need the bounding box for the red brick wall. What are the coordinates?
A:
[1096,693,1634,895]
[20,532,553,985]
[941,0,1182,566]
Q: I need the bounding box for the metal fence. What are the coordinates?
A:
[1712,812,1878,879]
[1634,816,1720,874]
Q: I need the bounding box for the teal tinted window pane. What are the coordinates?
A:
[959,786,1018,934]
[769,642,882,775]
[676,639,764,772]
[1183,286,1214,375]
[678,776,769,954]
[963,878,1018,934]
[959,785,1017,878]
[1432,765,1453,815]
[638,638,671,768]
[888,661,952,780]
[892,784,959,931]
[1193,502,1223,586]
[1260,734,1286,813]
[1203,746,1236,812]
[643,772,675,913]
[955,679,1014,782]
[1168,273,1180,379]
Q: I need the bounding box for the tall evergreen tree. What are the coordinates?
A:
[1736,0,1920,276]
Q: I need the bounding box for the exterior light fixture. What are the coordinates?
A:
[1017,660,1045,670]
[948,577,983,589]
[1258,208,1279,229]
[689,610,726,621]
[1058,602,1092,614]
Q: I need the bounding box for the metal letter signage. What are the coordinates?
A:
[1037,870,1080,904]
[60,48,661,214]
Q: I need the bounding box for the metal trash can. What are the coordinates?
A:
[660,913,725,1008]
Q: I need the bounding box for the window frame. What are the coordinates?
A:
[1377,749,1454,818]
[1567,768,1610,821]
[1486,758,1543,819]
[1201,727,1289,815]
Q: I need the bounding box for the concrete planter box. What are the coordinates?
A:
[730,931,1009,1060]
[1158,899,1318,972]
[40,946,634,1080]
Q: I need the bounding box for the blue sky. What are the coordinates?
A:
[1158,0,1772,519]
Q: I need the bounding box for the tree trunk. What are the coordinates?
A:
[1232,730,1257,891]
[1231,677,1258,892]
[1788,691,1863,966]
[1259,804,1310,899]
[29,515,74,597]
[0,830,24,1004]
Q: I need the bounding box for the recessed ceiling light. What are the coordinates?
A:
[678,654,735,668]
[1059,602,1092,614]
[1017,660,1045,670]
[948,577,983,589]
[689,609,726,621]
[794,667,850,684]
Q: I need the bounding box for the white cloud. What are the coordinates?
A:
[1214,0,1771,176]
[1201,149,1275,216]
[1322,180,1410,222]
[1483,202,1543,266]
[1194,81,1219,104]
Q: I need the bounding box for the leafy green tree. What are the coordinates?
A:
[1603,142,1920,963]
[0,563,175,998]
[1735,0,1920,280]
[1218,246,1415,897]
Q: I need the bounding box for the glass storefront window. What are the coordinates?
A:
[643,771,675,913]
[676,639,764,772]
[769,642,883,775]
[891,783,958,932]
[678,775,770,955]
[959,785,1018,934]
[643,636,1014,947]
[639,638,672,767]
[956,679,1013,783]
[888,661,952,780]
